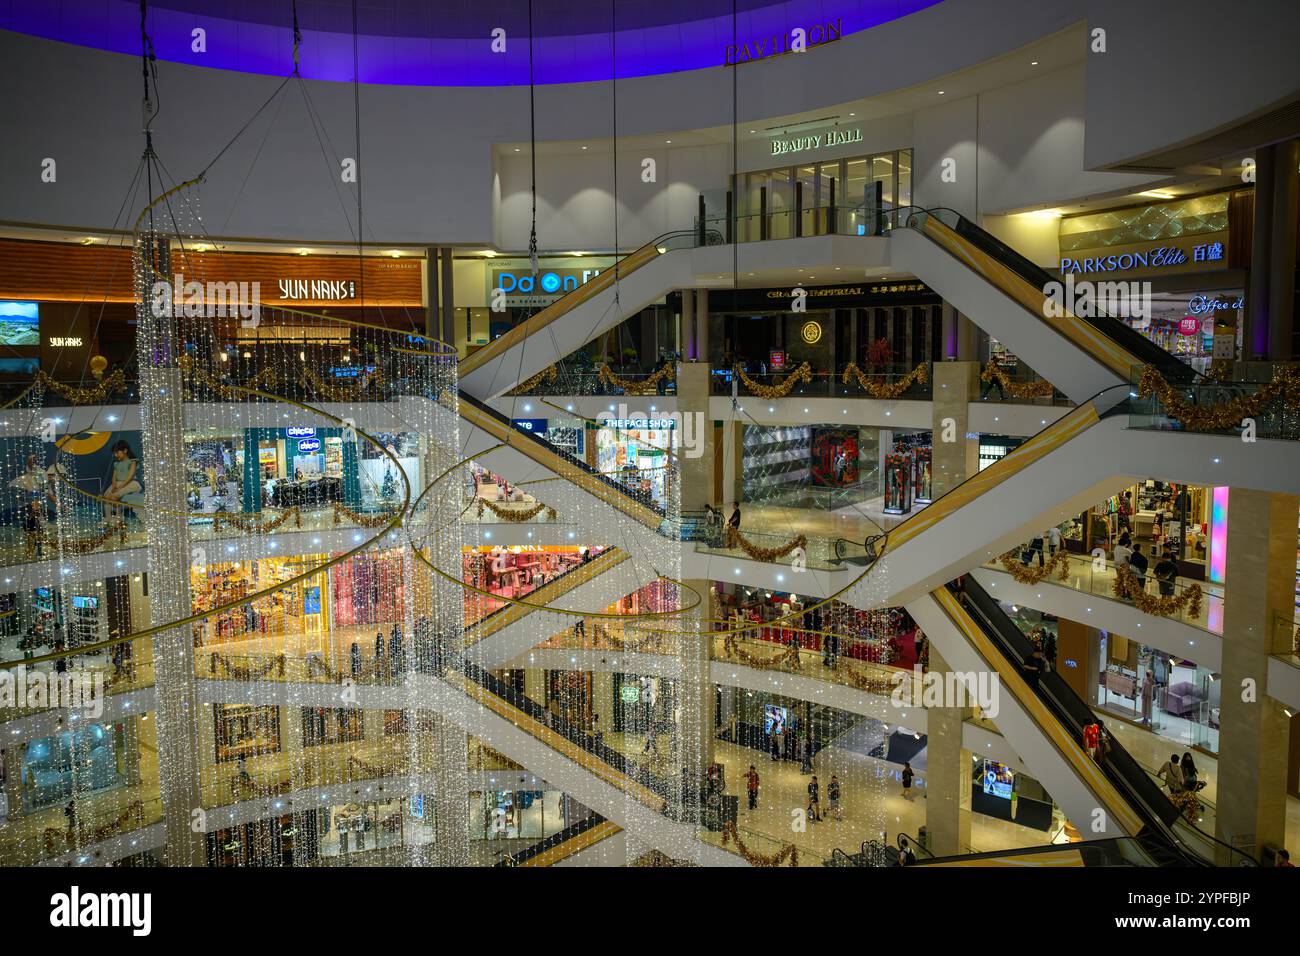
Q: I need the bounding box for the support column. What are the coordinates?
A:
[924,647,972,857]
[676,363,715,512]
[440,247,456,353]
[721,421,744,508]
[931,361,980,499]
[695,290,710,365]
[134,232,205,866]
[680,579,717,820]
[423,246,441,346]
[1216,489,1297,861]
[430,710,470,867]
[1267,140,1299,361]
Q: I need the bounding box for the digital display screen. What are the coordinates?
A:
[764,704,787,736]
[982,760,1014,800]
[0,301,39,347]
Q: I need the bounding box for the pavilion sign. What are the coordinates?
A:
[724,19,843,66]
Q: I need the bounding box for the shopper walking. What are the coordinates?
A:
[349,641,362,679]
[828,775,842,821]
[1113,533,1133,571]
[1046,525,1062,556]
[1180,752,1201,792]
[1155,548,1179,597]
[728,504,742,531]
[807,774,822,823]
[771,723,784,762]
[1128,543,1149,593]
[901,762,915,801]
[744,764,760,811]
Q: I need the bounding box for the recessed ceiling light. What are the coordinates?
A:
[848,112,855,117]
[665,140,672,144]
[580,145,588,150]
[937,90,945,95]
[1030,60,1039,66]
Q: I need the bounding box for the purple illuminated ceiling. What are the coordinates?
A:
[0,0,940,85]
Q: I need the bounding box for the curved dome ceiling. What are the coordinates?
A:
[2,0,939,85]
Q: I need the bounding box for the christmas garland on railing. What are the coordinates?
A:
[1169,790,1203,822]
[723,527,807,561]
[597,362,676,395]
[996,548,1071,584]
[1112,564,1202,620]
[721,633,802,669]
[36,369,127,404]
[832,661,897,696]
[841,362,929,399]
[720,822,798,867]
[347,754,407,780]
[36,521,128,556]
[734,361,812,398]
[179,355,281,399]
[207,652,286,681]
[45,801,146,855]
[332,501,396,527]
[306,655,377,682]
[213,507,302,534]
[475,498,557,522]
[1137,364,1300,431]
[512,364,558,394]
[980,362,1054,398]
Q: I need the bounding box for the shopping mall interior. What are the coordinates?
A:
[0,0,1298,882]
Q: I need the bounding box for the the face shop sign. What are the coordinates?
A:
[771,127,862,157]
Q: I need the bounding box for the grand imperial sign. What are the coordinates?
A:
[724,19,842,65]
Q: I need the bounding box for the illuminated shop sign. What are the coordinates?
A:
[277,279,356,301]
[800,321,823,344]
[286,427,317,439]
[601,418,676,430]
[770,127,862,157]
[511,418,549,433]
[47,336,83,347]
[725,19,842,66]
[1187,294,1243,314]
[493,269,601,296]
[297,438,321,453]
[1059,239,1226,275]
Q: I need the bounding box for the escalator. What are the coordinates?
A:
[458,229,714,399]
[493,813,623,867]
[930,576,1253,866]
[915,840,1158,867]
[456,390,666,532]
[891,207,1198,403]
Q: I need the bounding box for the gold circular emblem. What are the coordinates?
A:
[800,320,822,345]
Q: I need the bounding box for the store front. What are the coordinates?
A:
[741,424,881,509]
[185,434,243,515]
[1059,480,1219,581]
[698,280,942,384]
[1055,190,1250,372]
[471,788,569,842]
[19,721,129,810]
[1097,634,1220,753]
[317,797,436,858]
[735,148,913,241]
[462,546,599,623]
[192,556,330,649]
[241,427,359,514]
[594,419,675,508]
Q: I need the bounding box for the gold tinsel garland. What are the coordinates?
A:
[512,365,559,394]
[597,362,676,395]
[1137,364,1300,431]
[722,633,802,670]
[996,548,1071,584]
[347,755,408,779]
[44,801,146,855]
[734,361,812,398]
[212,507,302,534]
[179,355,281,399]
[35,522,128,556]
[475,498,557,522]
[723,527,808,561]
[36,369,127,404]
[1112,564,1202,620]
[721,822,798,867]
[332,501,397,527]
[207,652,286,680]
[841,362,929,399]
[981,362,1055,398]
[1169,790,1203,822]
[832,661,896,696]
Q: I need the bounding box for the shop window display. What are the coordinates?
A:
[472,789,567,842]
[359,432,420,511]
[1098,637,1219,753]
[330,549,406,629]
[20,722,123,809]
[191,556,329,646]
[213,704,281,763]
[185,437,243,516]
[809,427,859,486]
[595,425,674,509]
[462,546,595,623]
[883,451,913,515]
[301,707,365,747]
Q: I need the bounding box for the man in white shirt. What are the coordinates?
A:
[1113,540,1133,569]
[1046,526,1062,554]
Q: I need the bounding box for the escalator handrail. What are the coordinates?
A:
[954,577,1253,865]
[458,659,675,801]
[901,206,1201,385]
[464,547,622,635]
[457,390,667,519]
[493,812,610,867]
[460,227,704,377]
